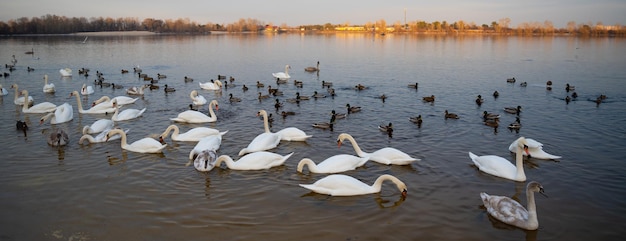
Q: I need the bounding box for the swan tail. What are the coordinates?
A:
[219,131,229,136]
[468,152,481,167]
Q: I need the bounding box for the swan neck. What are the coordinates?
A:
[515,144,526,180]
[374,174,406,194]
[72,91,85,112]
[215,155,234,169]
[208,101,216,117]
[341,134,367,157]
[296,159,315,173]
[526,187,539,223]
[261,111,271,133]
[162,125,179,139]
[79,135,95,144]
[21,91,29,111]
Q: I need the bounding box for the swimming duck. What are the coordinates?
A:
[444,110,459,119]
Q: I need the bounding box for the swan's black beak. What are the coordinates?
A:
[539,187,547,198]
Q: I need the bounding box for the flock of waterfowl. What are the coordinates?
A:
[3,55,584,231]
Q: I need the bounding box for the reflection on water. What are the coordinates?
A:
[0,34,625,240]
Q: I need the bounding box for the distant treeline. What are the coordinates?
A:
[1,14,624,37]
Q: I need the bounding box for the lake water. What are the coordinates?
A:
[1,33,625,241]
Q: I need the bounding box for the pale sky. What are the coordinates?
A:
[2,0,624,28]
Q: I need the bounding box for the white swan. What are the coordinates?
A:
[42,74,55,93]
[11,84,34,106]
[126,85,147,95]
[193,149,218,172]
[81,83,94,95]
[190,90,207,105]
[272,65,291,80]
[238,110,281,156]
[199,79,223,90]
[20,90,57,113]
[82,119,114,134]
[70,91,116,114]
[296,155,369,174]
[469,136,530,182]
[256,109,311,141]
[59,68,72,77]
[159,124,228,142]
[93,95,138,107]
[337,133,419,165]
[508,138,561,160]
[106,128,166,153]
[79,128,128,144]
[170,100,219,123]
[299,174,408,197]
[480,181,546,230]
[188,134,224,160]
[40,103,73,125]
[0,84,8,96]
[111,101,146,121]
[210,152,294,171]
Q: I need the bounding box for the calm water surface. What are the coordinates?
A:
[1,33,625,240]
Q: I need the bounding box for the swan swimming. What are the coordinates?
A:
[299,174,408,197]
[106,128,167,153]
[257,109,311,141]
[10,84,34,106]
[70,91,116,114]
[39,103,74,125]
[20,90,57,113]
[238,110,281,156]
[337,133,419,165]
[170,100,219,123]
[480,181,546,230]
[508,138,561,160]
[296,155,369,174]
[272,65,291,80]
[188,134,224,161]
[209,152,294,171]
[42,74,55,93]
[159,124,227,142]
[79,128,128,144]
[469,137,530,182]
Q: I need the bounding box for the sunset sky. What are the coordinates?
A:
[2,0,624,28]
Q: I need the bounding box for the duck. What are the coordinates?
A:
[126,85,147,96]
[275,77,288,85]
[444,110,459,119]
[422,95,435,102]
[480,181,546,230]
[296,92,310,101]
[16,120,28,131]
[111,101,146,122]
[238,110,282,156]
[332,110,346,119]
[105,128,166,154]
[256,81,265,88]
[378,122,393,136]
[190,90,207,105]
[312,112,336,130]
[508,137,561,160]
[133,66,142,73]
[299,174,407,197]
[346,103,361,114]
[468,136,530,182]
[188,134,225,160]
[92,95,138,107]
[296,155,369,174]
[565,83,575,92]
[159,124,227,142]
[354,84,367,90]
[69,91,116,114]
[242,84,249,91]
[506,77,516,83]
[111,83,124,89]
[184,76,194,83]
[40,103,74,125]
[312,91,326,98]
[164,84,176,93]
[48,129,69,146]
[42,74,55,93]
[81,83,95,95]
[79,128,128,144]
[20,90,57,113]
[10,84,34,106]
[484,118,499,128]
[409,115,423,125]
[519,82,528,87]
[337,133,419,165]
[199,79,223,90]
[408,83,418,89]
[321,80,333,87]
[475,95,484,105]
[0,84,8,96]
[229,93,242,102]
[304,61,320,72]
[508,117,522,130]
[483,111,500,121]
[281,111,295,118]
[272,64,291,80]
[258,92,270,100]
[504,105,522,115]
[493,91,499,98]
[121,69,129,74]
[171,100,219,123]
[82,119,114,134]
[209,152,294,171]
[191,150,219,172]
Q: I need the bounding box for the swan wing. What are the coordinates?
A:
[24,102,57,113]
[275,127,312,141]
[127,138,166,153]
[480,192,529,227]
[171,110,212,123]
[239,132,281,155]
[469,152,517,180]
[175,127,221,141]
[369,147,420,165]
[314,154,369,173]
[300,174,372,196]
[230,152,293,170]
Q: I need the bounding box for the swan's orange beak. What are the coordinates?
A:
[401,189,408,198]
[215,105,219,111]
[523,145,530,156]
